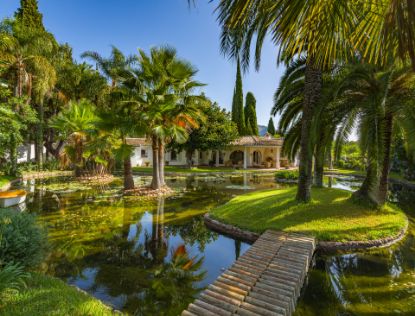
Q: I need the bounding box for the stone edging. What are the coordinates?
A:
[204,213,409,252]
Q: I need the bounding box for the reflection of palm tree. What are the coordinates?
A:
[147,197,168,264]
[135,244,206,316]
[235,240,241,260]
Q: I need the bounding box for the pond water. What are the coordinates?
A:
[19,173,415,315]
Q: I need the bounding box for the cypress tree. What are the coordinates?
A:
[15,0,45,31]
[267,117,276,135]
[244,92,259,136]
[231,58,245,135]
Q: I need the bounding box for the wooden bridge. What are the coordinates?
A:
[182,230,316,316]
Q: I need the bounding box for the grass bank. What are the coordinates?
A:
[326,168,415,185]
[0,273,117,316]
[0,175,15,189]
[210,187,407,242]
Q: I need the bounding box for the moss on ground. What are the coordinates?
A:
[210,187,407,242]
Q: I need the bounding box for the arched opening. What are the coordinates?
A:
[230,151,244,165]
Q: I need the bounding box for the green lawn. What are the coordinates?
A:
[0,273,117,316]
[210,187,407,242]
[0,175,15,189]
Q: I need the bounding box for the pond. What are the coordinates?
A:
[19,173,415,315]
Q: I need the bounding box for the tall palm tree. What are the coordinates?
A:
[273,58,344,188]
[81,46,137,88]
[216,0,415,202]
[123,47,205,190]
[335,64,415,205]
[217,0,359,202]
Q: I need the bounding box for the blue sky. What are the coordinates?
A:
[2,0,285,127]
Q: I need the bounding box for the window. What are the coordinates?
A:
[171,150,177,161]
[199,151,203,159]
[141,149,148,158]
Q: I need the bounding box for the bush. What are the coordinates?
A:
[275,170,299,180]
[0,209,48,269]
[0,263,29,294]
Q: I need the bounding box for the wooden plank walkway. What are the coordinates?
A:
[182,230,316,316]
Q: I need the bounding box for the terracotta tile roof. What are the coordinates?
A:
[126,136,283,147]
[126,138,150,146]
[231,136,283,147]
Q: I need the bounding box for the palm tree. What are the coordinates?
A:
[216,0,415,202]
[123,47,205,190]
[217,0,359,202]
[49,100,98,176]
[336,65,415,205]
[273,58,344,188]
[81,46,137,88]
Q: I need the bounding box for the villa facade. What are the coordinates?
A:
[126,135,295,169]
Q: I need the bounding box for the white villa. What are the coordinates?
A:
[127,135,295,169]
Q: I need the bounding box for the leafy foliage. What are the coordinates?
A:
[0,209,48,269]
[231,58,245,135]
[267,117,276,135]
[0,262,29,294]
[244,92,258,135]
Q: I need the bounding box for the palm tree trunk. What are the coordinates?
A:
[9,134,18,176]
[151,136,160,190]
[296,58,322,202]
[36,100,44,170]
[353,158,378,205]
[378,112,393,205]
[313,150,325,188]
[123,156,135,190]
[158,139,165,187]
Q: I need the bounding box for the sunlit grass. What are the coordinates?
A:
[0,273,116,316]
[210,187,407,242]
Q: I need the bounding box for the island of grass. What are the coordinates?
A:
[210,187,407,243]
[0,273,117,316]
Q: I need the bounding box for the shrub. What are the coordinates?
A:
[0,263,29,294]
[0,209,48,269]
[275,170,299,180]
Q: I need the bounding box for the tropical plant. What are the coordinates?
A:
[81,46,137,88]
[0,85,37,175]
[49,100,98,176]
[0,263,29,294]
[123,46,205,189]
[335,64,415,205]
[0,208,48,269]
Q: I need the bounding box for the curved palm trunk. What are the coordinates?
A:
[123,156,135,190]
[158,139,166,187]
[353,159,379,205]
[378,112,393,205]
[151,136,160,190]
[296,59,322,202]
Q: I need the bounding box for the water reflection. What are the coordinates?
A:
[295,176,415,315]
[19,173,415,315]
[23,174,268,314]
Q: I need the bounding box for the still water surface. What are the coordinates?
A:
[20,173,415,315]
